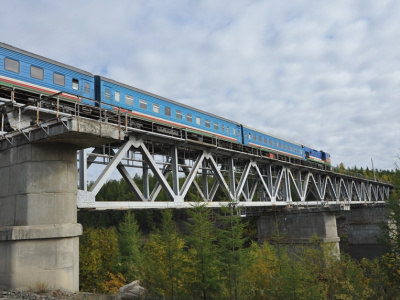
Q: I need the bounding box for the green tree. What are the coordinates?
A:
[378,165,400,292]
[118,211,144,282]
[144,209,189,299]
[186,201,221,299]
[217,203,249,299]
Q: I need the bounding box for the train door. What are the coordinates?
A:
[80,80,92,105]
[242,128,250,146]
[101,84,114,110]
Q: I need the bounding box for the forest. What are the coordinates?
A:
[78,164,400,299]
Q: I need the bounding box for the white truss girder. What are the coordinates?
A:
[77,133,392,209]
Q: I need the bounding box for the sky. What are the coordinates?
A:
[1,0,399,172]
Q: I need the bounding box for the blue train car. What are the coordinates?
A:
[95,76,243,144]
[303,146,331,166]
[242,125,304,160]
[0,42,94,103]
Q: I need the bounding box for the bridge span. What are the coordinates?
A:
[0,85,393,291]
[0,85,391,211]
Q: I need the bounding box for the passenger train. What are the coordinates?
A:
[0,42,331,168]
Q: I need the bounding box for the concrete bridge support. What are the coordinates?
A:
[0,143,82,291]
[258,211,340,255]
[344,206,387,259]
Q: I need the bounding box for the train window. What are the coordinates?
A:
[53,73,65,86]
[125,95,133,105]
[139,99,147,109]
[115,91,120,102]
[4,58,19,73]
[221,124,225,131]
[259,136,262,142]
[176,110,182,120]
[214,122,218,130]
[278,142,281,148]
[205,120,210,128]
[72,79,79,90]
[237,130,240,136]
[84,83,90,94]
[186,113,192,122]
[227,126,229,133]
[248,133,251,139]
[165,107,171,116]
[291,146,294,152]
[264,138,267,144]
[105,89,110,100]
[31,66,44,80]
[196,117,201,125]
[253,134,256,141]
[233,128,236,135]
[274,141,277,147]
[269,140,272,146]
[153,103,160,113]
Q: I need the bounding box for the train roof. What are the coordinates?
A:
[243,124,328,152]
[0,42,94,77]
[242,124,303,147]
[97,75,241,125]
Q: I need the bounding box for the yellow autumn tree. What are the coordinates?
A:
[80,227,125,293]
[143,210,191,299]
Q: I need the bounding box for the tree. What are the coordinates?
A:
[118,211,144,282]
[80,227,124,293]
[144,209,189,299]
[185,200,221,299]
[217,203,249,299]
[378,165,400,291]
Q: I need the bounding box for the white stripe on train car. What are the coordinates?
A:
[114,107,239,142]
[0,74,79,101]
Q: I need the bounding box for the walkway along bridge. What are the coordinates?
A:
[0,84,393,291]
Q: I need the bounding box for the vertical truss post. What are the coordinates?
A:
[143,161,149,199]
[78,149,87,191]
[228,157,236,200]
[282,168,291,202]
[202,160,209,201]
[171,145,179,196]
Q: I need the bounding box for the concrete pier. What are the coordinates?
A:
[344,206,387,259]
[0,143,82,291]
[258,211,340,255]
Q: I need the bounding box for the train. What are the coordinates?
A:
[0,42,331,168]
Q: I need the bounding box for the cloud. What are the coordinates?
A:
[1,0,399,174]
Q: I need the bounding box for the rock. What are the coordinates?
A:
[117,280,145,300]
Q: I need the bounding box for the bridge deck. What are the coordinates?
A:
[0,85,392,210]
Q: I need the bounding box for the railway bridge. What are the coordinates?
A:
[0,86,393,291]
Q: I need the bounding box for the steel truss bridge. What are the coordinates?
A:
[0,84,392,211]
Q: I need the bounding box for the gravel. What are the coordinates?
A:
[0,290,115,300]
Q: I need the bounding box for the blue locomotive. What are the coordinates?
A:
[0,42,331,168]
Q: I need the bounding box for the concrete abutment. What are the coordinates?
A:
[0,143,82,291]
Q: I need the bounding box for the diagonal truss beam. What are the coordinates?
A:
[78,133,392,209]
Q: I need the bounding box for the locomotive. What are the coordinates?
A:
[0,42,331,168]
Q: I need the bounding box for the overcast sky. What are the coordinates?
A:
[1,0,399,171]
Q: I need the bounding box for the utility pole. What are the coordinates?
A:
[371,158,376,182]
